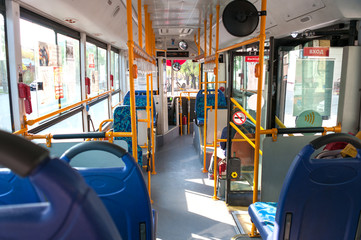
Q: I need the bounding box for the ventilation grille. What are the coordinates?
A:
[158,28,193,36]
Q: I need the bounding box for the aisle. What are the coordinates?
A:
[151,134,237,240]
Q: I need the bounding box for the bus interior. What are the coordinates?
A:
[0,0,361,239]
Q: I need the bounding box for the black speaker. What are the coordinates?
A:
[222,0,259,37]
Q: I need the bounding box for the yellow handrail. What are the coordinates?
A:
[250,0,267,236]
[231,98,264,131]
[202,17,208,173]
[179,91,199,136]
[112,100,123,110]
[217,37,260,54]
[99,119,113,132]
[127,0,138,163]
[26,90,113,126]
[230,122,263,156]
[275,116,294,137]
[212,5,220,200]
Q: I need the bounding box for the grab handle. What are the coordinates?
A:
[0,130,49,177]
[310,133,361,150]
[61,141,127,162]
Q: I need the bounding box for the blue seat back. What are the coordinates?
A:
[273,142,361,240]
[0,169,41,205]
[195,89,227,125]
[123,91,157,126]
[113,105,142,165]
[61,142,153,240]
[0,130,121,239]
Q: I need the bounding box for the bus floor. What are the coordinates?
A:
[149,134,238,240]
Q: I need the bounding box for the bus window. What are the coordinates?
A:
[281,47,342,128]
[88,99,109,131]
[111,50,120,107]
[0,14,12,132]
[57,34,81,109]
[86,42,107,97]
[167,60,199,95]
[20,19,57,120]
[37,112,83,134]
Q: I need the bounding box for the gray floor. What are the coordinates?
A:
[150,134,237,240]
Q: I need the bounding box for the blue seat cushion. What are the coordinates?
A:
[113,105,142,166]
[195,89,227,126]
[248,202,277,239]
[123,91,157,126]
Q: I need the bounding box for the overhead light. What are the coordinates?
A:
[291,31,299,38]
[64,18,77,24]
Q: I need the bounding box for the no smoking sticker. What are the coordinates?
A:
[233,111,246,125]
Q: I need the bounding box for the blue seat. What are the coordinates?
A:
[249,133,361,240]
[0,169,41,205]
[61,141,155,240]
[0,130,121,239]
[113,105,143,166]
[195,89,227,125]
[123,90,157,126]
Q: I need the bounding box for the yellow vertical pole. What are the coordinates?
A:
[198,28,201,90]
[150,72,156,175]
[202,18,208,173]
[138,0,142,48]
[209,13,212,56]
[146,72,152,199]
[144,5,149,53]
[179,95,183,136]
[150,25,156,174]
[187,94,190,134]
[143,4,152,200]
[212,5,220,200]
[152,29,156,56]
[250,0,267,236]
[126,0,138,162]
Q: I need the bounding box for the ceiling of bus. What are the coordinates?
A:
[18,0,361,53]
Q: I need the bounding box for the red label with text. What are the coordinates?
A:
[245,56,259,62]
[303,47,329,57]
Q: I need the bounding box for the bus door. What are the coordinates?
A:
[226,51,269,206]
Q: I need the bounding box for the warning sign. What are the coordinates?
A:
[233,111,246,125]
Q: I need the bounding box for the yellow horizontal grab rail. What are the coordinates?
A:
[112,101,123,110]
[231,98,264,131]
[204,54,216,63]
[138,119,149,123]
[230,122,263,156]
[133,42,156,63]
[26,90,113,126]
[99,119,114,132]
[218,138,255,142]
[13,127,28,135]
[275,116,294,137]
[259,123,342,141]
[217,37,260,54]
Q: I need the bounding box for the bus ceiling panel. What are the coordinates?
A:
[216,0,361,50]
[16,0,361,51]
[19,0,129,49]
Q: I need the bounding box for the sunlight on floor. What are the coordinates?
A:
[184,178,235,226]
[190,233,222,240]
